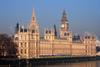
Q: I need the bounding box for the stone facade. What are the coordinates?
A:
[14,9,96,59]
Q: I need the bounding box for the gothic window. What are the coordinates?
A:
[32,30,35,33]
[85,36,90,39]
[21,49,23,54]
[25,49,27,54]
[64,32,67,36]
[20,29,23,32]
[67,33,69,36]
[24,29,27,32]
[49,30,51,34]
[64,32,69,36]
[88,36,90,39]
[46,30,48,34]
[20,42,23,47]
[85,36,87,39]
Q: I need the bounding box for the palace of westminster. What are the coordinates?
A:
[14,9,96,59]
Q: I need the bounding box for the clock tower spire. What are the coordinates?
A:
[61,10,68,22]
[60,10,69,39]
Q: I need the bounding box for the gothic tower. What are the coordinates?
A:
[83,33,96,56]
[60,10,69,39]
[28,9,40,58]
[28,9,40,40]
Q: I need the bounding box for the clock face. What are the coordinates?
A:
[61,24,64,28]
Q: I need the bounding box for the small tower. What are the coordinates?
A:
[15,22,20,33]
[28,9,40,58]
[44,28,55,41]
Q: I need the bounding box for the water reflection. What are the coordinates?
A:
[1,61,100,67]
[36,61,97,67]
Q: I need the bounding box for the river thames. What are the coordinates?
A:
[0,60,100,67]
[36,61,100,67]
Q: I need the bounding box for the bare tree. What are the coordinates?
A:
[0,34,18,58]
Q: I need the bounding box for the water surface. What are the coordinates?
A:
[1,61,100,67]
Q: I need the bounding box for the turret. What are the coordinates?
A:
[44,28,55,41]
[15,22,20,33]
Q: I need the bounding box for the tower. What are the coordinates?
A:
[28,9,40,40]
[28,9,40,58]
[44,28,55,41]
[60,10,69,39]
[83,33,96,56]
[54,24,57,38]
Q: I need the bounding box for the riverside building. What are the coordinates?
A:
[14,9,96,59]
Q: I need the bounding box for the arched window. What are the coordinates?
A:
[20,42,23,47]
[46,30,48,34]
[24,29,27,32]
[20,29,23,32]
[64,32,67,36]
[64,32,69,36]
[49,30,51,34]
[32,30,35,33]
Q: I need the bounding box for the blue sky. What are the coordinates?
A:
[0,0,100,38]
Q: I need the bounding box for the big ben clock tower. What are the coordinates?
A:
[60,10,70,39]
